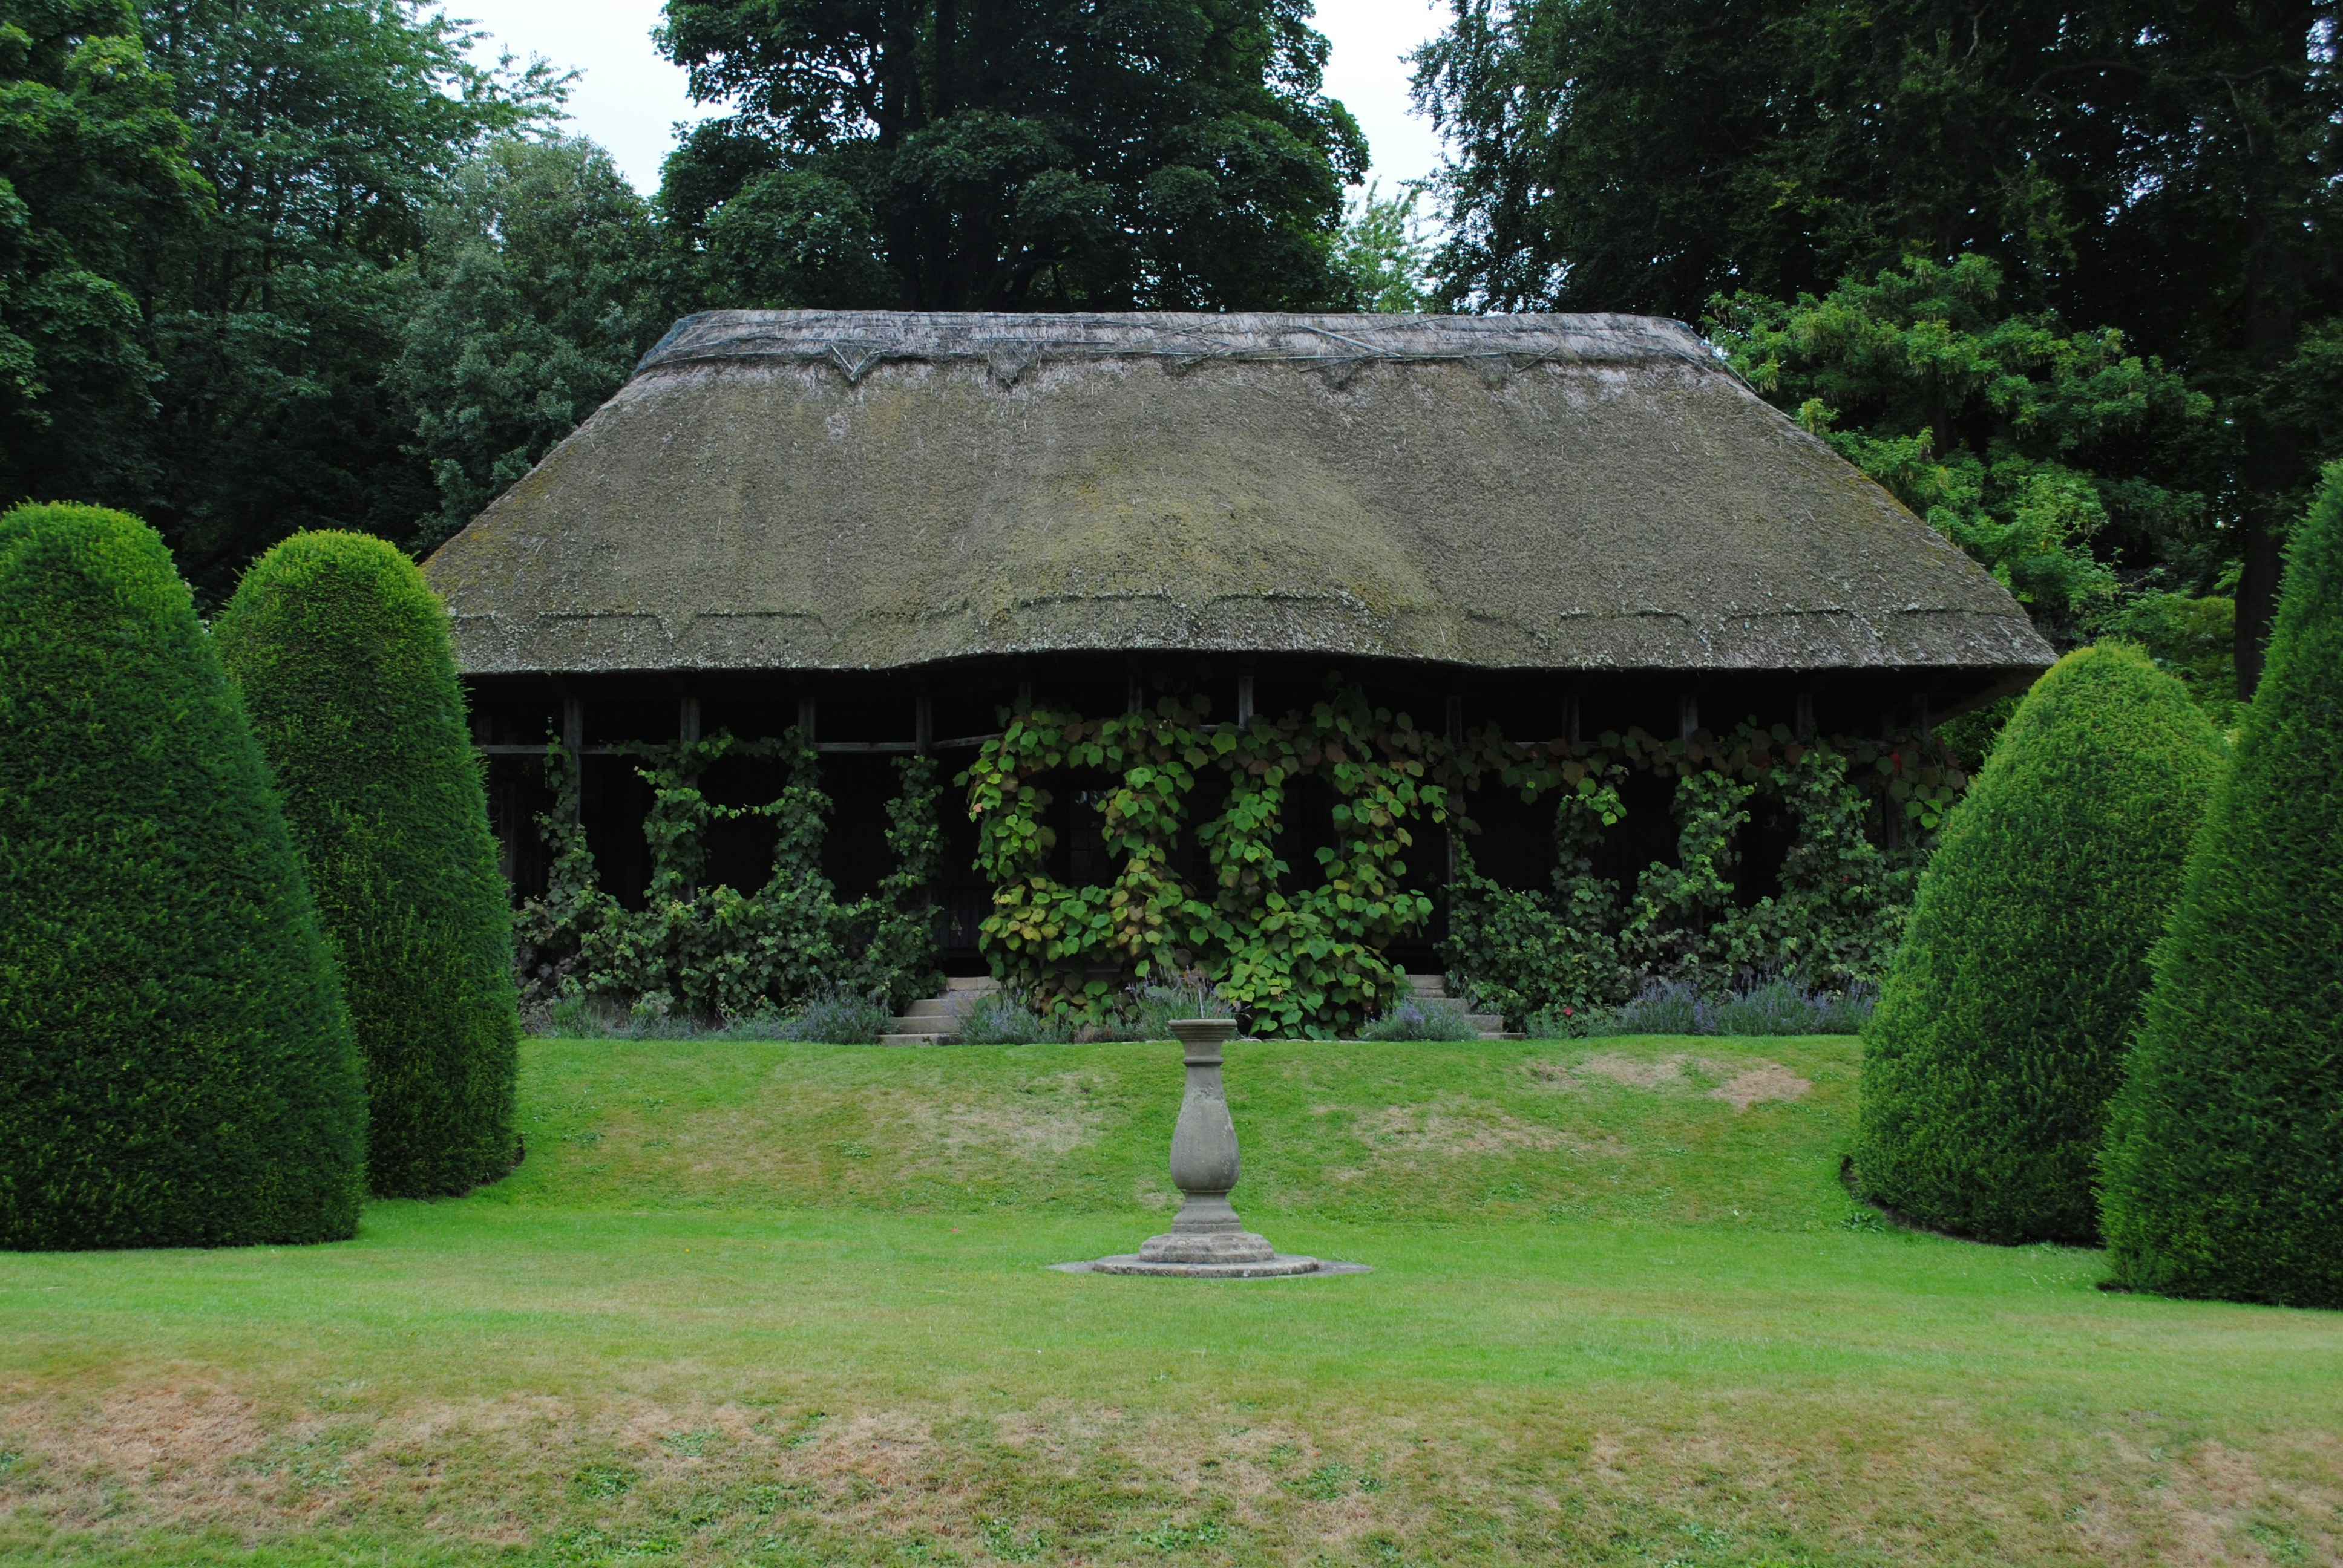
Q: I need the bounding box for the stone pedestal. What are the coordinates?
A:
[1088,1020,1320,1278]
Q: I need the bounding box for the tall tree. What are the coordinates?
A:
[137,0,563,596]
[0,0,205,508]
[656,0,1368,310]
[388,136,677,554]
[1415,0,2342,686]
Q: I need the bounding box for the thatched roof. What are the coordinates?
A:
[421,310,2054,679]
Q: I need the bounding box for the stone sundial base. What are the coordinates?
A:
[1051,1021,1369,1281]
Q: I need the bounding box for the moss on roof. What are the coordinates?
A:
[421,310,2054,678]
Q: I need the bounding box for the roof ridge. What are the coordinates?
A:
[634,310,1717,384]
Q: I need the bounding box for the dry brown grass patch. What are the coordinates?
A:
[1531,1051,1813,1111]
[3,1380,2336,1564]
[1356,1097,1613,1158]
[1709,1063,1812,1110]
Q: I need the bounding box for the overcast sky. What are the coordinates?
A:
[452,0,1452,200]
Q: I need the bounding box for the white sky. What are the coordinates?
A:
[448,0,1452,199]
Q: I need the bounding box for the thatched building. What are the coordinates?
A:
[422,310,2053,975]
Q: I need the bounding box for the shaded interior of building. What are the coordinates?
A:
[468,653,2007,978]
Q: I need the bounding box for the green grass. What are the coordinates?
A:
[0,1037,2336,1567]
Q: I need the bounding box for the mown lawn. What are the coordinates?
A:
[0,1036,2336,1567]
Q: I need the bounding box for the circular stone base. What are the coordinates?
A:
[1050,1256,1371,1278]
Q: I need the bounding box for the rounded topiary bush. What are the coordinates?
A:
[1853,643,2225,1244]
[2100,467,2343,1307]
[0,504,365,1249]
[215,531,520,1198]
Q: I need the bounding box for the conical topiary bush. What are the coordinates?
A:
[0,503,365,1249]
[1853,643,2226,1244]
[215,531,520,1198]
[2100,466,2343,1307]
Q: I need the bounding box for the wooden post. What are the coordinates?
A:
[1678,694,1699,742]
[1444,694,1463,884]
[678,694,701,746]
[1914,693,1932,743]
[915,693,933,755]
[797,694,817,743]
[1236,672,1254,728]
[562,697,585,824]
[1795,691,1815,742]
[1880,705,1901,851]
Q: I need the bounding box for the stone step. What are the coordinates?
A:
[1464,1013,1504,1031]
[904,998,958,1018]
[888,1015,961,1035]
[1406,972,1449,998]
[880,1032,954,1047]
[945,976,1001,994]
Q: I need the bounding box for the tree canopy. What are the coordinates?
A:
[655,0,1368,310]
[0,0,561,598]
[389,136,676,554]
[0,0,205,509]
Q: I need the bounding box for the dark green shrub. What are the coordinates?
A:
[0,504,365,1249]
[2100,468,2343,1307]
[1854,644,2225,1245]
[215,531,519,1198]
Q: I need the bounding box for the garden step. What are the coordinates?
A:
[903,997,958,1018]
[1406,973,1450,998]
[945,976,1001,994]
[879,1032,953,1047]
[1464,1013,1504,1031]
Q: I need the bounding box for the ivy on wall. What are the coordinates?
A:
[960,686,1447,1037]
[513,731,943,1016]
[1443,731,1919,1025]
[510,679,1965,1037]
[964,690,1960,1036]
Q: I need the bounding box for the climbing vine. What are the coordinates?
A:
[1188,690,1444,1037]
[1440,719,1955,1019]
[1444,761,1631,1023]
[963,697,1211,1015]
[511,728,943,1018]
[962,681,1449,1038]
[516,679,1971,1036]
